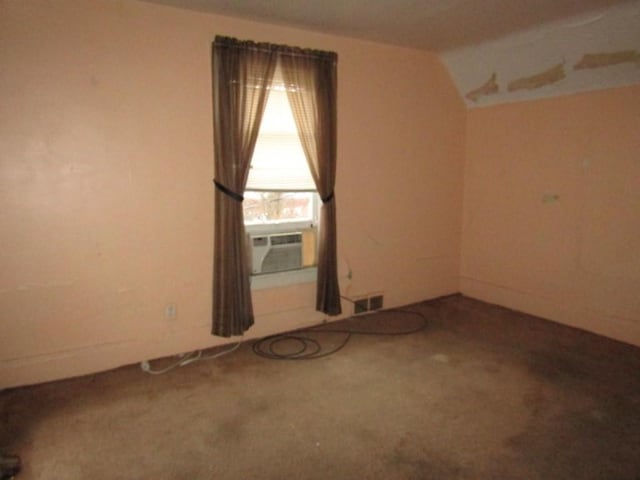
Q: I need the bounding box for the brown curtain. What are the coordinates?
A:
[211,36,277,336]
[280,50,342,315]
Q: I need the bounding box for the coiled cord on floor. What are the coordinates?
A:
[139,305,429,369]
[252,308,428,360]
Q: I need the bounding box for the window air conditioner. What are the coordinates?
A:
[250,232,304,274]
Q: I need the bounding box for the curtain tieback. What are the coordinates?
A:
[213,179,244,202]
[321,191,334,204]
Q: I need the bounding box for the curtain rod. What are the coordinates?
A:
[214,36,337,63]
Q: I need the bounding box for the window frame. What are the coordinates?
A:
[242,67,320,284]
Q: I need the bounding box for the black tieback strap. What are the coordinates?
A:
[321,191,334,204]
[213,180,244,202]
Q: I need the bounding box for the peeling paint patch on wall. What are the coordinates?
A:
[441,1,640,107]
[465,73,499,102]
[574,50,640,70]
[508,63,566,92]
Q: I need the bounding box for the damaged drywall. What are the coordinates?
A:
[574,50,640,70]
[508,63,566,92]
[441,1,640,107]
[465,73,499,102]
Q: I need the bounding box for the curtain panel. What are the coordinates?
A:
[280,52,341,315]
[211,36,341,337]
[211,37,277,336]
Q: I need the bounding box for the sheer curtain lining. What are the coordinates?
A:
[211,36,341,337]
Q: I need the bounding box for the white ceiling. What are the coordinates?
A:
[142,0,640,106]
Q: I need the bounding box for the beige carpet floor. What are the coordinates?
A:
[2,295,640,479]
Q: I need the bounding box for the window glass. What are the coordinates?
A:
[244,191,315,225]
[244,65,317,228]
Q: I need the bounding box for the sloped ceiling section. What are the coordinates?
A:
[442,1,640,108]
[142,0,640,107]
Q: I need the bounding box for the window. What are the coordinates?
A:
[244,66,318,279]
[211,35,341,335]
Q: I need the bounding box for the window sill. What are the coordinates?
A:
[250,267,317,290]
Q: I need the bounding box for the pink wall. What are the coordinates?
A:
[462,85,640,346]
[0,0,465,387]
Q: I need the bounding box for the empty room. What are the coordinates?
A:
[1,0,639,478]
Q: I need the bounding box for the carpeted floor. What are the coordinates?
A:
[2,295,640,480]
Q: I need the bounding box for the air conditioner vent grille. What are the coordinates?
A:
[262,247,302,273]
[249,232,304,274]
[270,233,303,246]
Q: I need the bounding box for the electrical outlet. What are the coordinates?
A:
[354,297,368,315]
[369,294,384,311]
[164,303,177,319]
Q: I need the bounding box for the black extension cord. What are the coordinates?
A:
[251,308,428,360]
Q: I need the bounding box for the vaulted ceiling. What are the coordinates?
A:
[143,0,640,107]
